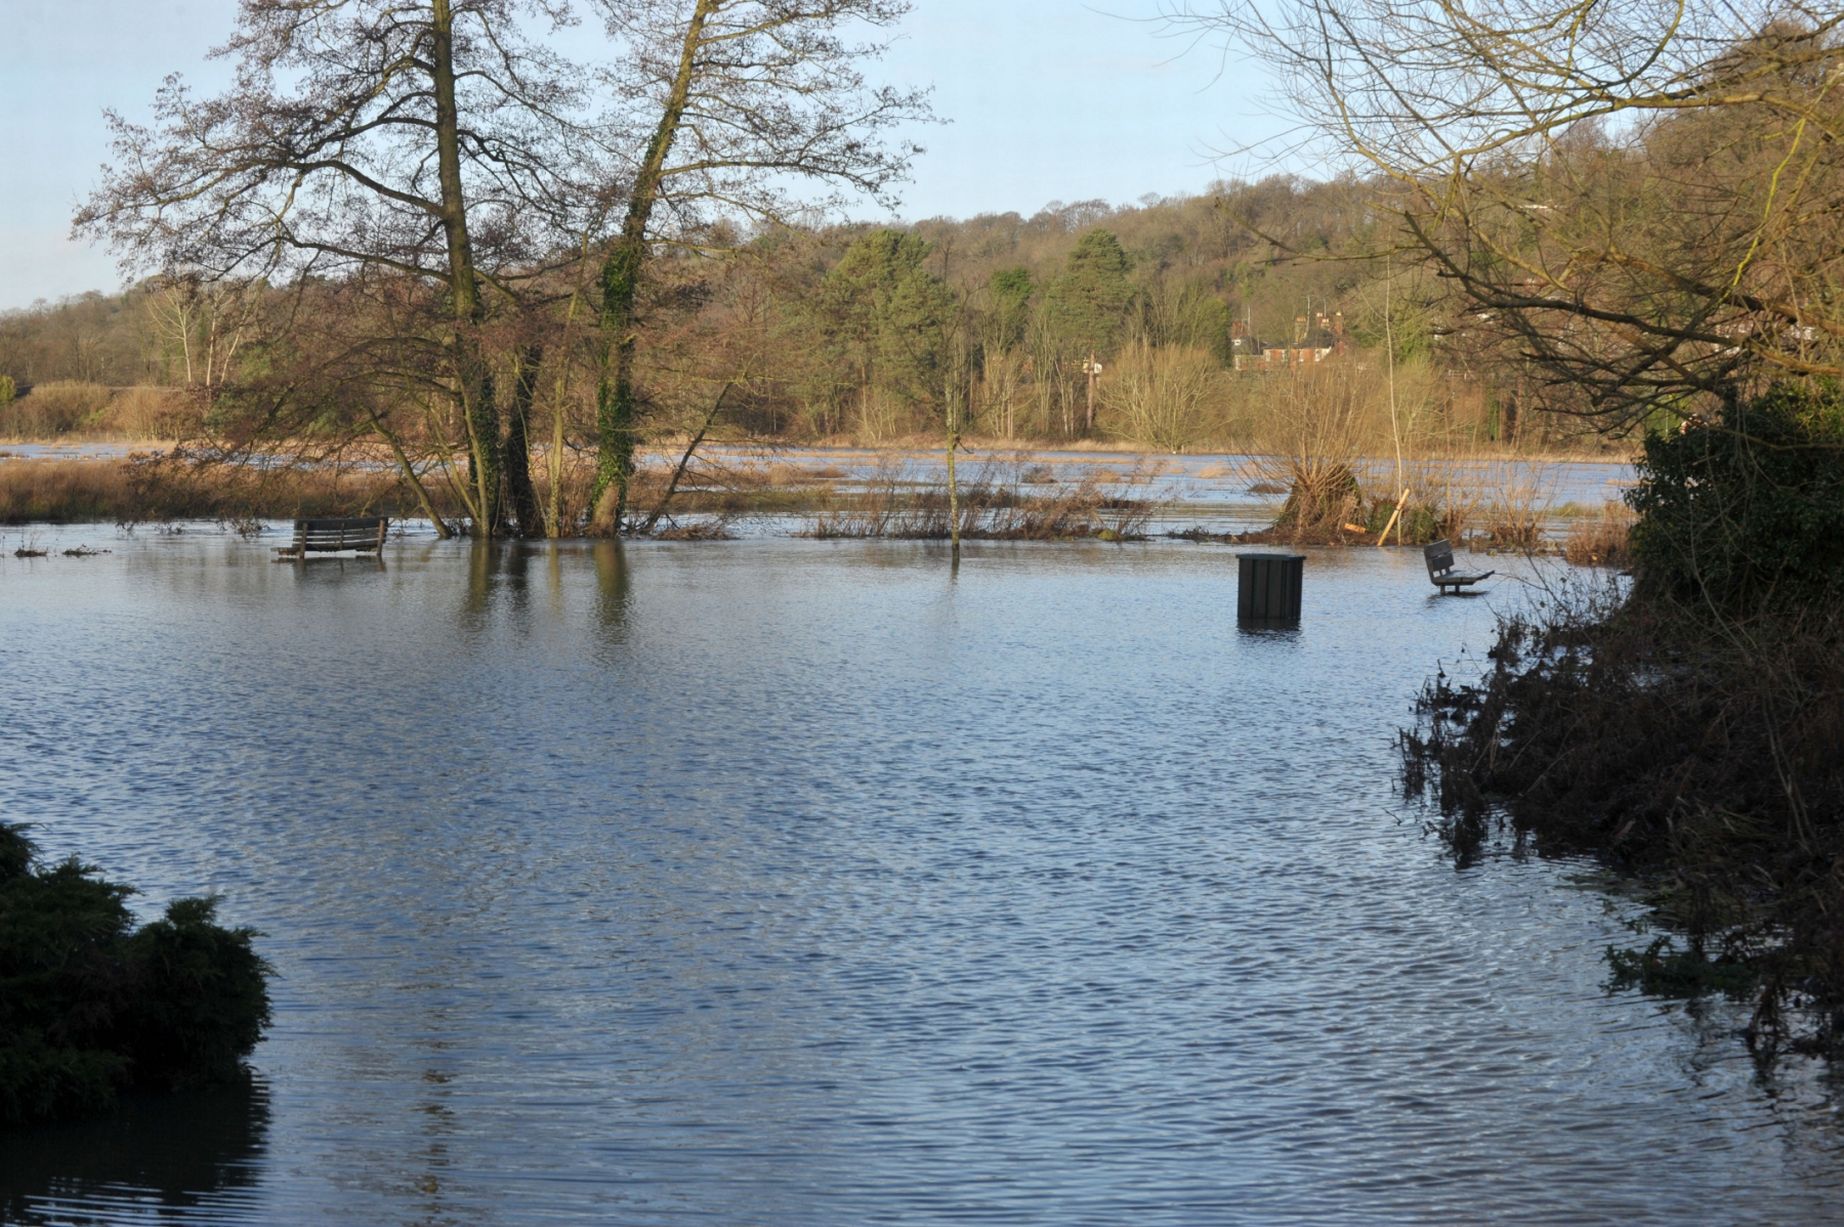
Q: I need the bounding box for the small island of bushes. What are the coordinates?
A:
[0,822,271,1126]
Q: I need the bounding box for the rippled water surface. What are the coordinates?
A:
[3,529,1841,1225]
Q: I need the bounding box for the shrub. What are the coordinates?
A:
[6,381,113,437]
[1628,382,1844,609]
[1400,377,1844,1063]
[1101,340,1225,453]
[104,385,194,439]
[1252,364,1381,538]
[1376,499,1447,546]
[0,375,14,410]
[0,823,271,1126]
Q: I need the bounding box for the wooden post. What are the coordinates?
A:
[1084,350,1097,433]
[1376,487,1411,547]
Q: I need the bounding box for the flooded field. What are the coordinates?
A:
[0,442,1634,539]
[2,528,1837,1224]
[689,444,1636,536]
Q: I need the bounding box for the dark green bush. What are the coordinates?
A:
[0,823,271,1126]
[1628,382,1844,609]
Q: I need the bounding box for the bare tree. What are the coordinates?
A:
[75,0,601,535]
[146,274,262,391]
[1163,1,1844,427]
[585,0,931,530]
[1101,339,1224,453]
[1251,362,1384,535]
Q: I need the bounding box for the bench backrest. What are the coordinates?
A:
[1424,539,1456,577]
[292,516,388,552]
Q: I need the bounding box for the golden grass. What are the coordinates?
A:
[1,440,1637,554]
[1561,502,1636,567]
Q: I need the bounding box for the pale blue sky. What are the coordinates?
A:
[0,0,1283,310]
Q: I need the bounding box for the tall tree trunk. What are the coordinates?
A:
[504,344,544,536]
[546,247,592,539]
[548,385,567,538]
[591,0,720,534]
[431,0,501,536]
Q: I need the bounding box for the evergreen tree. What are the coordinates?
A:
[1047,230,1133,360]
[986,267,1035,352]
[822,229,957,430]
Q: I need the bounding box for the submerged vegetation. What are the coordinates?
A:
[801,456,1161,541]
[0,823,271,1126]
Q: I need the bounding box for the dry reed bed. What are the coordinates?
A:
[0,458,412,526]
[1560,503,1636,568]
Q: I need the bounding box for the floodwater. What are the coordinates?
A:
[2,527,1840,1225]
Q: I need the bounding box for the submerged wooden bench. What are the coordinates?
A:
[275,516,388,560]
[1424,538,1494,592]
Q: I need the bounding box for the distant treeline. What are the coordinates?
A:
[0,180,1615,457]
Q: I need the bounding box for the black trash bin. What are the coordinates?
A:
[1237,552,1304,623]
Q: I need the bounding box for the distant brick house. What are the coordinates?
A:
[1231,310,1347,371]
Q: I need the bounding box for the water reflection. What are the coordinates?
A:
[459,540,552,634]
[546,543,565,618]
[461,539,494,626]
[290,554,386,584]
[498,542,536,610]
[1235,623,1303,643]
[592,539,630,635]
[0,1081,269,1225]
